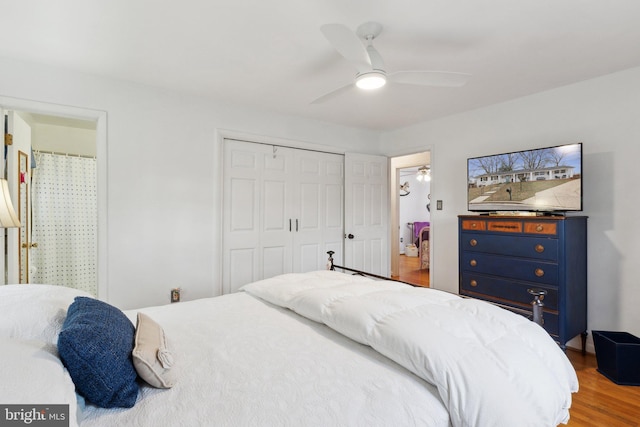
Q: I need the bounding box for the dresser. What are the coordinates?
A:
[458,215,587,351]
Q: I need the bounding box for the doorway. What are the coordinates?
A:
[0,96,107,299]
[390,151,431,287]
[5,111,97,293]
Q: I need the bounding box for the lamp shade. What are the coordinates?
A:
[0,179,20,228]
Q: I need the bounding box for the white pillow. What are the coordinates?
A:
[0,338,79,427]
[0,284,93,344]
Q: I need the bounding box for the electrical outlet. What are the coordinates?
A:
[400,237,403,242]
[171,288,181,303]
[436,200,443,210]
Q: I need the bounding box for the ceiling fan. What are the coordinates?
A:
[312,22,471,104]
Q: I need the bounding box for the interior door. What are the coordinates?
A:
[344,152,389,276]
[5,111,31,284]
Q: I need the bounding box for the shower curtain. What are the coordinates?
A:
[31,152,97,295]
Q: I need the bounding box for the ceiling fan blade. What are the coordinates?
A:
[388,71,471,87]
[310,82,354,104]
[320,24,371,73]
[366,45,385,71]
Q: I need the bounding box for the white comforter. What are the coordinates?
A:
[242,271,579,427]
[80,283,451,426]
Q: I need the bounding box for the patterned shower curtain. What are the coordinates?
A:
[31,152,97,295]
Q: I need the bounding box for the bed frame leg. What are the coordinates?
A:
[528,288,547,327]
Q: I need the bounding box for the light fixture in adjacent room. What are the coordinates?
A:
[355,71,387,90]
[416,166,431,182]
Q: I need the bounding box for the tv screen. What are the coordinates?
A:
[467,143,582,212]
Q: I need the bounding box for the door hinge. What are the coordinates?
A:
[4,133,13,146]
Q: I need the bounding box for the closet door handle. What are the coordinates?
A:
[289,219,292,232]
[296,219,299,232]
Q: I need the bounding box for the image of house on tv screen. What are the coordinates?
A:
[467,143,582,212]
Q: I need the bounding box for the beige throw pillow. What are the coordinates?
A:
[132,312,177,388]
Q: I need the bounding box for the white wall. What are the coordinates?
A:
[31,123,97,157]
[381,66,640,350]
[0,56,381,310]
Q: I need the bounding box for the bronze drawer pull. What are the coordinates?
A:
[536,224,544,232]
[535,244,544,253]
[471,222,478,228]
[535,268,544,277]
[470,239,478,247]
[470,259,477,267]
[470,279,478,287]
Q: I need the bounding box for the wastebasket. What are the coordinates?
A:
[592,330,640,386]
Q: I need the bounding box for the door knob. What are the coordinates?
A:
[347,233,354,239]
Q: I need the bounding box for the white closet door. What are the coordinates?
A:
[344,152,389,276]
[292,150,344,272]
[223,140,347,293]
[223,140,294,293]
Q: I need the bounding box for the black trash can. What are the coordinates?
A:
[592,330,640,386]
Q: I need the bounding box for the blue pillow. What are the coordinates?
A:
[58,297,139,408]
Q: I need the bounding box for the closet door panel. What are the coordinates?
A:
[325,184,343,229]
[262,179,291,278]
[299,243,321,273]
[261,147,294,277]
[263,180,287,231]
[224,139,345,293]
[293,150,344,273]
[299,182,320,230]
[229,248,256,293]
[230,178,257,231]
[262,246,287,279]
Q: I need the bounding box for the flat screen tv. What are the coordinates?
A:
[467,143,582,213]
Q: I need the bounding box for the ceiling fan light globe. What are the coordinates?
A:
[356,72,387,90]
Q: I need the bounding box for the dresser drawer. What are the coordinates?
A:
[460,233,559,261]
[460,272,558,310]
[487,220,522,233]
[461,219,486,231]
[523,221,557,236]
[461,252,559,285]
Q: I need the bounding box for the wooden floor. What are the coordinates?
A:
[566,349,640,426]
[393,254,430,287]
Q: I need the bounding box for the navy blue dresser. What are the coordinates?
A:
[458,215,587,350]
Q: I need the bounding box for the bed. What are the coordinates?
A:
[412,221,430,269]
[0,271,578,427]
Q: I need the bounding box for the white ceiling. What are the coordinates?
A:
[2,0,640,131]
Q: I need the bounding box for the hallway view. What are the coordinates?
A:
[393,254,430,287]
